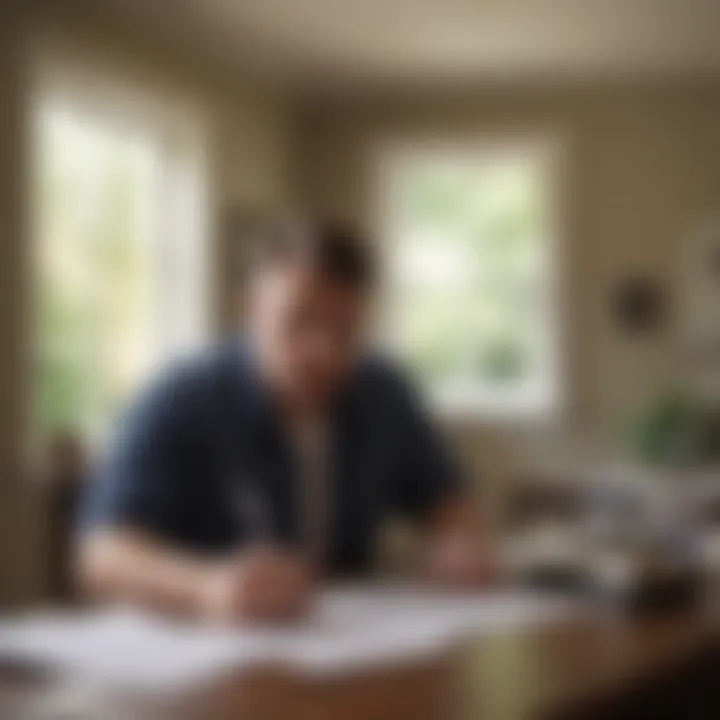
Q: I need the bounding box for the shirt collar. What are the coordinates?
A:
[226,333,365,433]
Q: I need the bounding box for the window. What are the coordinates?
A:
[32,69,209,445]
[379,140,561,418]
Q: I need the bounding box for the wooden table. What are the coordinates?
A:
[2,601,718,720]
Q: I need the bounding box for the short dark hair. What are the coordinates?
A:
[252,218,376,291]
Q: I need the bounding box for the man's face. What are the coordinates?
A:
[248,262,368,410]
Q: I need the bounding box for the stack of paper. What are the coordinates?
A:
[0,585,571,692]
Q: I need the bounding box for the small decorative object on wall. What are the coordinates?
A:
[611,275,666,336]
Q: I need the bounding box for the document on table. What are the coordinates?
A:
[0,585,573,692]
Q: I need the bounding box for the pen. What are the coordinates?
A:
[233,478,273,543]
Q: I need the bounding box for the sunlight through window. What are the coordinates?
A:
[379,140,562,418]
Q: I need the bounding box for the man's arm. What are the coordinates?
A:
[385,367,499,586]
[77,528,312,622]
[77,364,311,622]
[76,528,211,615]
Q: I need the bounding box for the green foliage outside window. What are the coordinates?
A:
[35,104,154,441]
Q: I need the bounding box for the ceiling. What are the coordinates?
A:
[102,0,720,91]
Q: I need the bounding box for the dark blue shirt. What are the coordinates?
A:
[81,340,460,573]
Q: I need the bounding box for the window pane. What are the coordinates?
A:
[382,144,558,415]
[34,93,207,444]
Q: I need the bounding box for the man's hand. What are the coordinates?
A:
[421,533,502,588]
[201,547,314,624]
[418,497,503,589]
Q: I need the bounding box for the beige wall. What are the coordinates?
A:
[0,3,34,606]
[290,85,720,514]
[0,0,290,604]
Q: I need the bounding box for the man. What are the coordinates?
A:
[78,220,493,623]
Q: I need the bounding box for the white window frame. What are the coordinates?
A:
[375,134,566,423]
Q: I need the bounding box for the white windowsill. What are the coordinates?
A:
[428,384,560,425]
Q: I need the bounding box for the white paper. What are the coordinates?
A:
[0,585,572,691]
